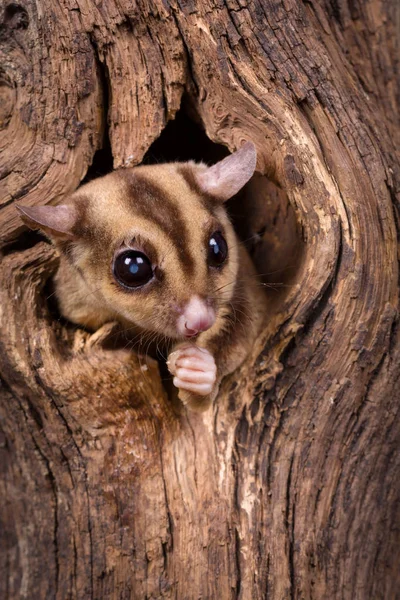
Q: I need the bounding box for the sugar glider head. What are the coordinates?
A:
[17,142,257,340]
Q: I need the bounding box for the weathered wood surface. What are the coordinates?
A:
[1,0,399,598]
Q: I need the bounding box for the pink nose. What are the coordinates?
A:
[184,317,213,337]
[177,296,216,338]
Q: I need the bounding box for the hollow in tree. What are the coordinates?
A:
[0,1,399,598]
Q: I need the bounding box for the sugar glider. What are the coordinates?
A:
[17,142,266,411]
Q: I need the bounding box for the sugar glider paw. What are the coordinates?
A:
[167,344,217,397]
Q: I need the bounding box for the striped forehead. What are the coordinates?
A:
[82,165,217,276]
[120,166,215,272]
[122,163,212,221]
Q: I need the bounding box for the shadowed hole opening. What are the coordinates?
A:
[2,229,48,255]
[82,143,114,183]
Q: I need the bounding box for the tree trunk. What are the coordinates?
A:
[1,0,399,598]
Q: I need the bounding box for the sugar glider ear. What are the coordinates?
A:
[16,204,77,240]
[195,141,257,202]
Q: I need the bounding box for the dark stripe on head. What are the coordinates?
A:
[70,196,90,238]
[177,164,217,212]
[120,171,195,275]
[69,195,111,244]
[68,195,113,264]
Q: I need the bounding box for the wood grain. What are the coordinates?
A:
[0,1,399,598]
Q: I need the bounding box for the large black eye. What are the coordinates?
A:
[208,231,228,267]
[113,250,153,288]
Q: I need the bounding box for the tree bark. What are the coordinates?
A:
[1,1,399,599]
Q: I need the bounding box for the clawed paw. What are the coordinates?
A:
[167,344,217,397]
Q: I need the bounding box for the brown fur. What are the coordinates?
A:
[18,145,267,411]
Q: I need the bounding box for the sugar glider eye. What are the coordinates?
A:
[208,231,228,267]
[113,250,153,288]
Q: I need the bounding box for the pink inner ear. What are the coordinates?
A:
[16,204,77,238]
[195,141,257,201]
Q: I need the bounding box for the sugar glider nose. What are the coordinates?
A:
[177,295,216,338]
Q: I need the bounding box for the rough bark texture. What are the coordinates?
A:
[1,0,399,599]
